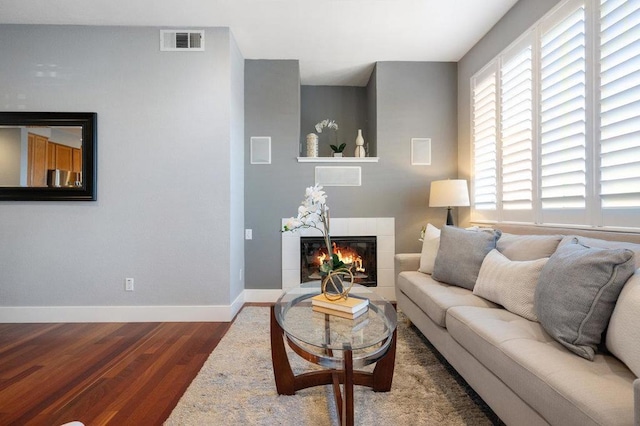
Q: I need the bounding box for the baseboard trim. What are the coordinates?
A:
[0,288,393,323]
[243,289,283,303]
[0,299,247,323]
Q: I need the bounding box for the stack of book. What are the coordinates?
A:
[311,294,369,319]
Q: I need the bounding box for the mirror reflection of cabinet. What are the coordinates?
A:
[72,148,82,173]
[55,144,72,171]
[47,141,55,170]
[28,133,83,187]
[28,133,48,187]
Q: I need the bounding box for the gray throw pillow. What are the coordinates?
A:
[432,226,501,290]
[535,241,635,360]
[497,233,563,261]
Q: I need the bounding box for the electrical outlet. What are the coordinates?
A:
[125,278,134,291]
[245,229,252,240]
[239,268,243,281]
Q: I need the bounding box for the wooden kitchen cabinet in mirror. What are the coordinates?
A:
[0,112,96,201]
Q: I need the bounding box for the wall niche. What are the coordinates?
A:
[300,85,376,158]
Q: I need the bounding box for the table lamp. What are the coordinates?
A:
[429,179,470,226]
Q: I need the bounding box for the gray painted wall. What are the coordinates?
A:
[244,60,301,290]
[366,66,378,157]
[229,33,246,302]
[300,86,368,157]
[0,25,243,307]
[456,0,563,226]
[244,60,457,290]
[375,62,458,249]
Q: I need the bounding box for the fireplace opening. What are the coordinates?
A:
[300,236,377,287]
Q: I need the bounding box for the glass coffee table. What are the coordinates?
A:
[271,282,397,426]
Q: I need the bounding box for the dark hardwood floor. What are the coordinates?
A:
[0,317,232,426]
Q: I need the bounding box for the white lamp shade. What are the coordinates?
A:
[429,179,470,207]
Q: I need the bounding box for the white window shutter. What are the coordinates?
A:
[468,0,640,230]
[599,0,640,226]
[501,44,534,213]
[472,66,499,216]
[540,4,588,217]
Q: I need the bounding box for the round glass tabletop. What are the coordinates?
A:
[274,282,397,352]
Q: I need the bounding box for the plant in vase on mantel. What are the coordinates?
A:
[314,119,344,157]
[330,143,346,157]
[282,184,354,299]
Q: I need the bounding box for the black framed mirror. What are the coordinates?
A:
[0,112,97,201]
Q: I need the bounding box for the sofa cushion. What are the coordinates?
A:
[473,249,548,321]
[446,306,636,426]
[559,235,640,269]
[418,223,440,274]
[535,241,635,360]
[607,270,640,378]
[396,271,497,327]
[496,232,562,260]
[432,226,501,290]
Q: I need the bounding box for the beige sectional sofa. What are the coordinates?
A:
[395,225,640,426]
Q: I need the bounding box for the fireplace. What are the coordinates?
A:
[300,236,377,287]
[281,217,396,301]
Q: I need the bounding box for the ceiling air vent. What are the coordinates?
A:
[160,30,205,51]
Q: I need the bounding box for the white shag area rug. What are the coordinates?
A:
[165,307,500,426]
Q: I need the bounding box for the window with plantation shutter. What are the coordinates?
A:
[540,4,587,212]
[472,66,498,216]
[470,0,640,231]
[599,0,640,226]
[501,43,534,215]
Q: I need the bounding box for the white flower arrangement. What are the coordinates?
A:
[282,184,346,273]
[314,119,338,133]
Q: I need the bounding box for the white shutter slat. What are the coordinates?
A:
[600,79,640,114]
[600,131,640,154]
[601,2,640,39]
[601,112,640,140]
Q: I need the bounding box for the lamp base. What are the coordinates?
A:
[446,207,454,226]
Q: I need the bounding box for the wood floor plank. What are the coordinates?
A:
[0,319,232,426]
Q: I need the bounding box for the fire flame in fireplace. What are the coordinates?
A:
[317,243,365,273]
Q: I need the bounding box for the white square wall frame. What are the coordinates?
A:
[411,138,431,165]
[250,137,271,164]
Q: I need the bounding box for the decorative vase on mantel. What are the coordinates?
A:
[333,152,343,158]
[354,129,366,158]
[306,133,318,157]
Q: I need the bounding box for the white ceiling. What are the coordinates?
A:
[0,0,518,86]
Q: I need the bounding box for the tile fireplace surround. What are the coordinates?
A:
[281,217,396,301]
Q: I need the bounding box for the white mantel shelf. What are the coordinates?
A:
[296,157,379,163]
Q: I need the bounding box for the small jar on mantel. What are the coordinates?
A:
[354,129,366,158]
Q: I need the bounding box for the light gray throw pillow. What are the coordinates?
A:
[474,249,548,321]
[535,241,635,360]
[496,233,562,261]
[432,226,501,290]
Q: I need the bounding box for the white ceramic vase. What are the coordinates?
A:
[306,133,318,157]
[354,129,366,158]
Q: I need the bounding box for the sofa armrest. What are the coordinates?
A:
[635,378,640,426]
[394,253,420,274]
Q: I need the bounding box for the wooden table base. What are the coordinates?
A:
[270,306,396,426]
